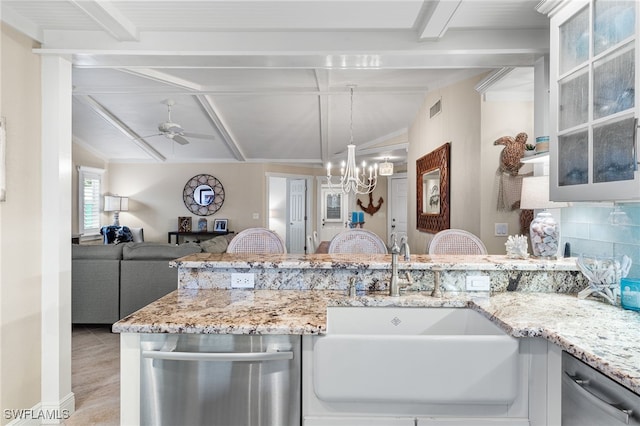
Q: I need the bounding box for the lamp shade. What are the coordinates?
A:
[520,176,569,210]
[104,195,129,212]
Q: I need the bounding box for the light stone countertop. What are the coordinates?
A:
[172,253,581,271]
[113,288,640,395]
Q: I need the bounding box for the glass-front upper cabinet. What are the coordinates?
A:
[549,0,639,201]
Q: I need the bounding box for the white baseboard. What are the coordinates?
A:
[5,392,75,426]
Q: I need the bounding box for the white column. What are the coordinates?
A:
[40,55,74,422]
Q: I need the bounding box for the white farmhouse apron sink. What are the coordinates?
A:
[313,307,519,405]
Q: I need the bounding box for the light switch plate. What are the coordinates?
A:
[231,273,255,288]
[465,275,491,291]
[494,223,508,236]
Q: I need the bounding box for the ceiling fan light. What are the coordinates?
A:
[379,160,393,176]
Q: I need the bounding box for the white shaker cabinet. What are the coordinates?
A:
[547,0,639,201]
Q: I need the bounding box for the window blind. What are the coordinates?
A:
[78,166,105,236]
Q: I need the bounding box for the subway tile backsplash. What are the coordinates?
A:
[561,203,640,278]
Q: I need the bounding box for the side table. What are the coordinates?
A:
[167,231,232,245]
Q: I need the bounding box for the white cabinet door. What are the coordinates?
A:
[549,0,640,201]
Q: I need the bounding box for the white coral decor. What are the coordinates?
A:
[505,235,529,259]
[577,255,632,305]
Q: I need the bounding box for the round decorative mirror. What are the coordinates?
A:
[183,174,225,216]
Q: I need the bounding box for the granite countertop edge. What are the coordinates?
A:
[171,254,581,271]
[113,289,640,395]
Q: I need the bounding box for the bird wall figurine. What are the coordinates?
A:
[494,132,528,176]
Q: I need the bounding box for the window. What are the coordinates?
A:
[78,166,105,236]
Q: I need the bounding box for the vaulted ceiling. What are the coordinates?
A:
[1,1,549,167]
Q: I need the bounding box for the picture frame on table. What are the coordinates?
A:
[213,218,228,233]
[178,216,192,233]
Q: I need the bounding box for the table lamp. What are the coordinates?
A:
[104,195,129,226]
[520,176,569,258]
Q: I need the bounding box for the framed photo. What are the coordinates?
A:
[178,216,192,233]
[213,218,228,233]
[324,192,343,222]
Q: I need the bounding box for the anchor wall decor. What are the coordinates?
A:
[357,192,384,216]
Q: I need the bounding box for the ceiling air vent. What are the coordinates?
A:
[430,99,442,118]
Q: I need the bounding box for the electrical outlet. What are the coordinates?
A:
[465,275,490,291]
[231,273,255,289]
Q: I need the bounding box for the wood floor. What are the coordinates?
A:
[65,325,120,426]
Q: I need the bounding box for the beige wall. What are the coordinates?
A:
[107,162,333,243]
[104,161,392,246]
[0,23,42,424]
[480,99,534,254]
[351,178,389,243]
[407,74,485,254]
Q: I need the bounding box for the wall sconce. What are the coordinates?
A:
[104,195,129,226]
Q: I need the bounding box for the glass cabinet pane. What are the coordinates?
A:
[594,0,635,55]
[559,69,589,130]
[593,116,636,182]
[560,6,590,74]
[558,130,589,186]
[593,44,635,119]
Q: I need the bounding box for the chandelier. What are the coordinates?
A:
[326,86,378,194]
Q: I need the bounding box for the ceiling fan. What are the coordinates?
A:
[146,99,214,145]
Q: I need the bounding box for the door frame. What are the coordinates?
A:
[266,172,314,253]
[387,172,408,245]
[316,176,353,243]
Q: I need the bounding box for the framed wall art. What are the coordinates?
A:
[213,218,228,233]
[417,142,451,233]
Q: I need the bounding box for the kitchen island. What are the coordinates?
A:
[113,254,640,425]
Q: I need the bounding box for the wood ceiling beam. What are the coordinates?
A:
[314,69,330,165]
[75,95,166,162]
[72,86,430,96]
[117,68,203,92]
[69,0,138,41]
[415,0,463,41]
[194,95,245,162]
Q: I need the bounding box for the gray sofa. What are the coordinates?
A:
[72,242,201,324]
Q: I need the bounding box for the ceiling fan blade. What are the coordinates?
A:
[134,132,163,141]
[183,132,216,140]
[172,135,190,145]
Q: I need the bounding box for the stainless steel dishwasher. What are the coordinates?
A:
[562,351,640,425]
[140,334,301,426]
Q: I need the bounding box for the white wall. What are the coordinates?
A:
[0,23,42,425]
[480,99,534,254]
[407,74,485,254]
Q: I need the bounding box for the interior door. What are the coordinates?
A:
[388,175,408,246]
[319,185,349,242]
[287,179,307,254]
